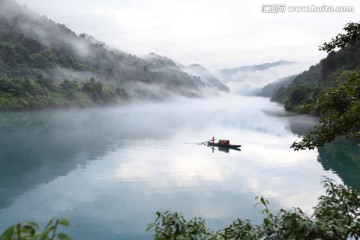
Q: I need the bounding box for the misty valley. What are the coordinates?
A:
[0,95,358,239]
[1,0,360,239]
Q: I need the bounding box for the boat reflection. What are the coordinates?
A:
[209,145,241,153]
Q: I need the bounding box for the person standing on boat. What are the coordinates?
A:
[212,136,214,143]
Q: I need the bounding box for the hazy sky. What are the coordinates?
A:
[15,0,360,70]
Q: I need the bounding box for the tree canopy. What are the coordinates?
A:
[292,22,360,150]
[320,21,360,52]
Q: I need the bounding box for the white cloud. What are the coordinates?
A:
[15,0,360,70]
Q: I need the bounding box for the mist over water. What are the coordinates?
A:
[0,95,350,239]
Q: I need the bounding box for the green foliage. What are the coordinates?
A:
[271,65,321,111]
[320,21,360,52]
[148,179,360,240]
[115,88,129,100]
[1,6,207,102]
[313,179,360,239]
[216,218,262,239]
[1,181,358,240]
[292,66,360,150]
[0,76,128,110]
[0,17,84,72]
[269,22,360,149]
[320,51,336,83]
[0,11,133,110]
[35,75,57,92]
[253,196,323,239]
[0,218,72,240]
[60,80,78,100]
[82,78,104,102]
[284,83,313,112]
[147,211,212,239]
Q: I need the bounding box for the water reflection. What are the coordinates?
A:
[0,96,357,239]
[208,145,241,153]
[318,139,360,190]
[284,112,360,190]
[0,110,113,209]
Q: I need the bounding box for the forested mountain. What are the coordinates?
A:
[258,74,297,97]
[0,0,223,110]
[271,40,360,111]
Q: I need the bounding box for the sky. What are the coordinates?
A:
[15,0,360,70]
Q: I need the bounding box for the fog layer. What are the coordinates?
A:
[218,61,313,95]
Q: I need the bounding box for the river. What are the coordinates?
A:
[0,95,358,239]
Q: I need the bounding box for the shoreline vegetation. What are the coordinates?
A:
[1,179,359,240]
[147,179,359,240]
[0,75,129,111]
[1,0,359,238]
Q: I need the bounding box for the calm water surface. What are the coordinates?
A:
[0,95,358,239]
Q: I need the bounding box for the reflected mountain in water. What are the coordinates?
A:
[0,109,125,209]
[0,96,349,239]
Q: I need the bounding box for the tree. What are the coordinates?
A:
[289,84,312,105]
[320,21,360,52]
[60,79,78,99]
[23,79,37,96]
[36,75,57,91]
[82,78,104,102]
[292,22,360,150]
[320,51,336,83]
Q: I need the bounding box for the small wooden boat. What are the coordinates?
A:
[207,139,241,149]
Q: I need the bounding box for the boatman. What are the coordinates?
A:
[212,136,214,143]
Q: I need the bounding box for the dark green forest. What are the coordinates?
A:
[271,39,360,112]
[0,9,129,109]
[0,75,130,110]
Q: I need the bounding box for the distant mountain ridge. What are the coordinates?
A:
[219,60,296,75]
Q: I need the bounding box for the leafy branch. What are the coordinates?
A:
[0,218,72,240]
[319,21,360,52]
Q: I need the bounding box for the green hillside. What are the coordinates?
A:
[271,40,360,112]
[0,0,224,110]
